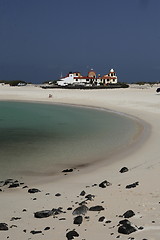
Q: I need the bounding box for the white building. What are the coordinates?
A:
[101,69,118,85]
[57,68,118,86]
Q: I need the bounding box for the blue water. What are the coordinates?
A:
[0,101,139,179]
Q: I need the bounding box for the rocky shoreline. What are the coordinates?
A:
[0,167,154,239]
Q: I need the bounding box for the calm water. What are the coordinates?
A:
[0,101,139,179]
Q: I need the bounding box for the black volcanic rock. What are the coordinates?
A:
[55,193,61,197]
[3,179,13,186]
[0,223,8,231]
[73,215,83,225]
[44,227,50,231]
[62,169,73,173]
[72,205,88,215]
[66,230,79,240]
[8,183,20,188]
[34,210,53,218]
[59,218,66,221]
[52,207,63,215]
[80,190,86,196]
[98,216,105,222]
[10,217,21,221]
[89,205,104,211]
[99,180,111,188]
[85,194,95,201]
[119,219,130,225]
[10,224,17,228]
[126,182,139,189]
[28,188,41,193]
[30,230,42,234]
[67,207,72,210]
[123,210,135,218]
[139,226,144,230]
[119,167,129,173]
[118,220,137,235]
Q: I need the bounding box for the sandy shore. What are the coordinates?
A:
[0,84,160,239]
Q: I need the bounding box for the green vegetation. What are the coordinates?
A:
[0,80,27,86]
[133,81,159,87]
[42,80,58,85]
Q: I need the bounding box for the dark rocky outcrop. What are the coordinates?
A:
[89,205,104,211]
[3,179,13,186]
[8,183,20,188]
[85,194,95,201]
[52,207,63,215]
[62,169,73,173]
[59,218,66,221]
[98,216,105,222]
[67,207,72,210]
[44,227,50,230]
[66,230,79,240]
[30,230,42,234]
[72,205,88,215]
[28,188,41,193]
[55,193,61,197]
[0,223,8,231]
[156,88,160,93]
[118,220,138,235]
[138,226,144,230]
[123,210,135,218]
[80,190,86,196]
[106,220,112,223]
[73,215,83,225]
[119,167,129,173]
[92,183,97,187]
[10,224,17,228]
[10,217,21,221]
[34,210,53,218]
[99,180,111,188]
[126,182,139,189]
[2,179,23,188]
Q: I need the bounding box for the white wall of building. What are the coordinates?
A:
[57,74,75,86]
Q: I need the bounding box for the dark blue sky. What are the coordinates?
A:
[0,0,160,83]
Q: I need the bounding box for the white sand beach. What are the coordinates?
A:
[0,84,160,239]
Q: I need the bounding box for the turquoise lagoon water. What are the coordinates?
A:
[0,101,139,179]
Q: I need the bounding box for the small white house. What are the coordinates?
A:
[57,73,75,86]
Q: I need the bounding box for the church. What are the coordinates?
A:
[57,69,118,86]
